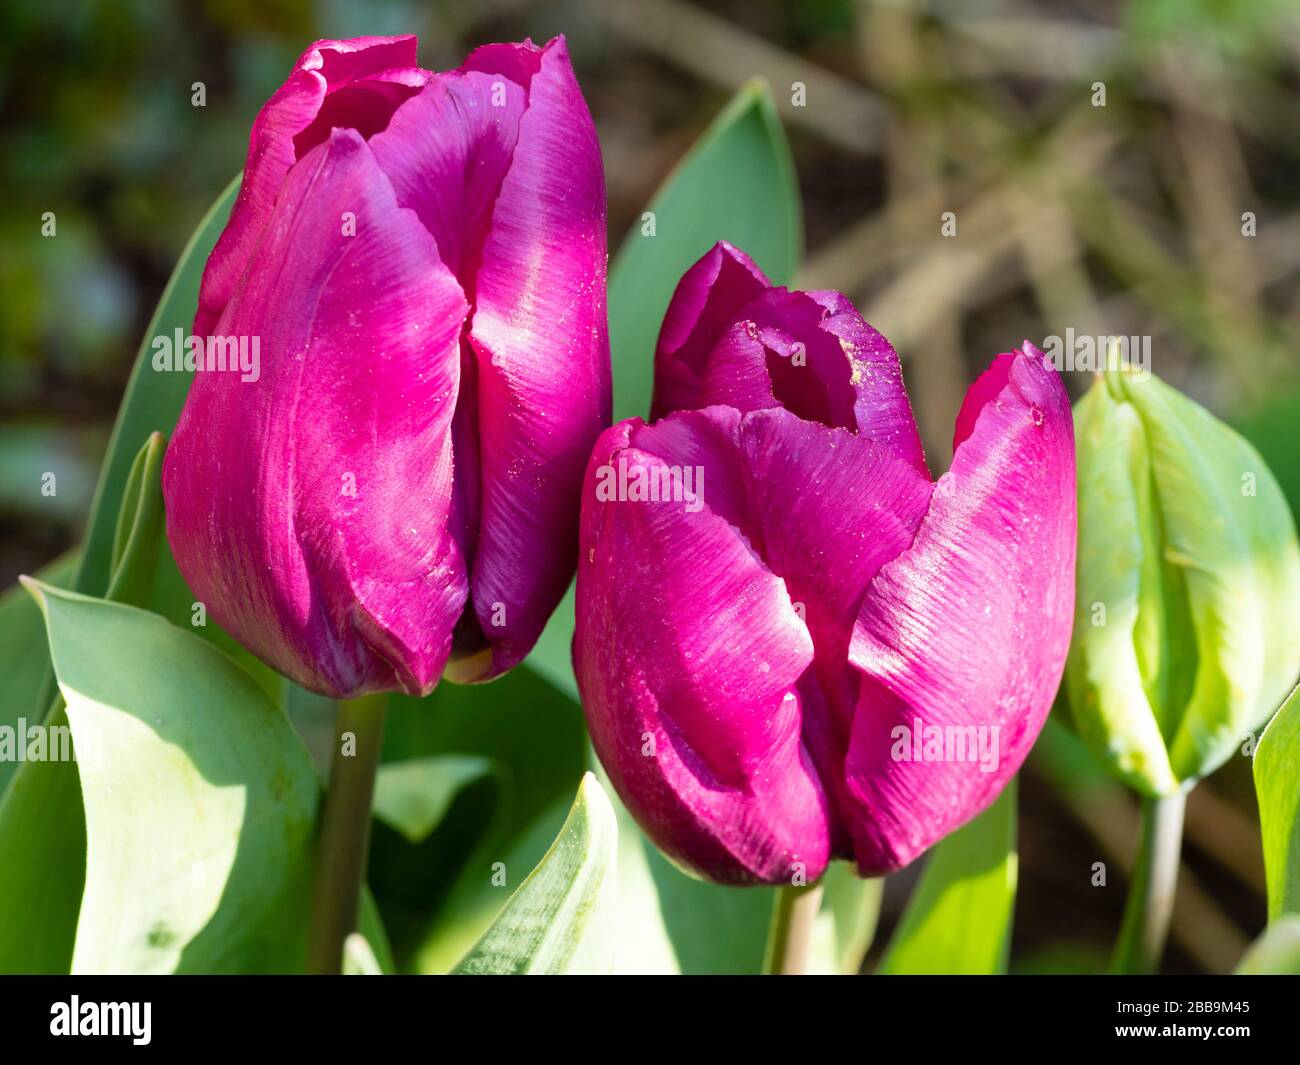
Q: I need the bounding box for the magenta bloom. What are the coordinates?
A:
[164,35,609,697]
[574,243,1075,884]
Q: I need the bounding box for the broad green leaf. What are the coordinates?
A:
[73,175,238,600]
[1255,684,1300,920]
[1234,915,1300,974]
[452,773,618,975]
[0,432,172,973]
[24,582,319,973]
[525,79,802,700]
[373,755,496,844]
[878,780,1019,975]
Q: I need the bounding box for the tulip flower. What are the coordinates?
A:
[574,242,1076,885]
[164,35,609,698]
[1065,369,1300,795]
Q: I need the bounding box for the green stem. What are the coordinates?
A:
[306,691,387,975]
[1111,790,1186,974]
[763,883,825,975]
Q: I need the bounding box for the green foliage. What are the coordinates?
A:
[878,781,1018,975]
[1255,684,1300,920]
[453,774,618,975]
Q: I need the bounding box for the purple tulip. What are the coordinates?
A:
[164,35,609,698]
[574,243,1075,884]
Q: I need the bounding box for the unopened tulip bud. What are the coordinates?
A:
[1065,368,1300,795]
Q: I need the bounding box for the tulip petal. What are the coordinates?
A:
[843,343,1076,873]
[196,35,424,337]
[651,241,771,420]
[654,245,927,470]
[165,129,470,698]
[737,408,933,852]
[812,290,927,472]
[575,410,831,884]
[368,68,530,658]
[458,37,610,680]
[367,70,527,281]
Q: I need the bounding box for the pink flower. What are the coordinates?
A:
[164,35,609,697]
[574,242,1075,884]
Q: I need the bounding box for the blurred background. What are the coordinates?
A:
[1,0,1297,973]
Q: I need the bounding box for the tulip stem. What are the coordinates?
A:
[1111,790,1186,975]
[306,691,387,975]
[763,883,825,975]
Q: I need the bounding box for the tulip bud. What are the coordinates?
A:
[1064,368,1300,795]
[575,242,1076,885]
[164,36,609,698]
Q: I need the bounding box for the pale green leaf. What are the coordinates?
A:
[608,791,773,975]
[24,581,319,973]
[808,864,882,975]
[343,933,383,976]
[452,773,618,975]
[372,755,495,844]
[358,888,395,975]
[1255,684,1300,920]
[1234,915,1300,974]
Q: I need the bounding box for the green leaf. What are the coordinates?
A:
[809,864,882,975]
[1255,684,1300,920]
[525,79,802,700]
[608,79,801,423]
[41,174,279,696]
[372,755,496,845]
[604,780,880,975]
[0,549,78,795]
[607,790,774,974]
[878,779,1019,975]
[23,582,319,973]
[452,773,618,975]
[0,728,85,973]
[343,933,383,976]
[354,889,395,975]
[104,432,166,604]
[1234,915,1300,975]
[0,431,174,974]
[73,176,239,600]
